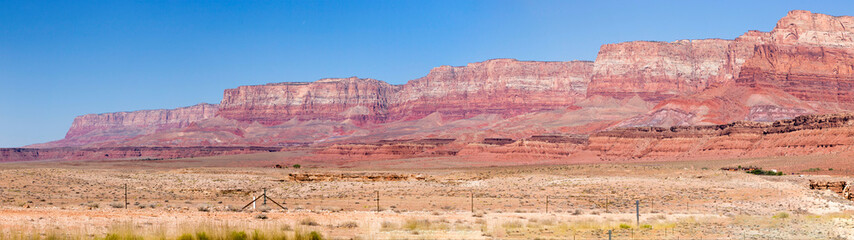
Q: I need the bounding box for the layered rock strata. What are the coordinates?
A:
[390,59,594,120]
[218,77,395,125]
[0,146,281,162]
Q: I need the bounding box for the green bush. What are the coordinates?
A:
[178,233,194,240]
[293,231,323,240]
[619,223,632,229]
[196,232,210,240]
[747,169,783,176]
[292,164,301,169]
[229,231,248,240]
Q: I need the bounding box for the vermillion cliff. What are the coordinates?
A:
[9,10,854,163]
[218,77,395,125]
[30,103,218,148]
[390,59,593,120]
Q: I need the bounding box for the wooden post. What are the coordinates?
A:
[546,195,549,213]
[470,191,474,213]
[124,183,128,209]
[376,191,380,212]
[263,188,267,206]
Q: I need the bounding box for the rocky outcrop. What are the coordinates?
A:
[288,173,426,182]
[320,138,458,157]
[390,59,593,120]
[588,113,854,160]
[218,77,395,125]
[0,146,281,162]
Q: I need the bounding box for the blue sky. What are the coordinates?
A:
[1,0,851,147]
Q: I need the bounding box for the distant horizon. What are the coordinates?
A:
[2,0,853,147]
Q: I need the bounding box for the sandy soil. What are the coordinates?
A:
[2,151,854,239]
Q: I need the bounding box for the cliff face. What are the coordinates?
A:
[770,10,854,47]
[218,77,395,125]
[611,11,854,127]
[31,103,220,148]
[390,59,593,120]
[586,39,757,101]
[65,103,218,139]
[736,44,854,108]
[28,10,854,163]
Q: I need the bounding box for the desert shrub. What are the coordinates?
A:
[747,169,783,176]
[197,205,210,212]
[619,223,632,229]
[196,232,210,240]
[292,164,301,169]
[228,231,248,240]
[403,219,431,230]
[251,230,266,240]
[804,168,822,172]
[380,221,397,230]
[256,214,268,220]
[641,224,652,229]
[773,212,790,219]
[102,233,142,240]
[280,224,293,231]
[178,233,194,240]
[85,202,100,209]
[293,231,323,240]
[300,217,319,226]
[109,202,125,208]
[502,221,523,229]
[338,221,358,228]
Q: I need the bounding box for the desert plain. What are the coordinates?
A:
[2,151,854,240]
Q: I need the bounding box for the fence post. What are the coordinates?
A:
[263,188,267,206]
[470,191,474,213]
[546,195,549,213]
[376,191,380,212]
[636,200,640,227]
[124,183,128,209]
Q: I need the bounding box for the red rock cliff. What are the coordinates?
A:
[586,38,759,101]
[218,77,395,125]
[32,103,219,148]
[390,59,593,120]
[736,10,854,109]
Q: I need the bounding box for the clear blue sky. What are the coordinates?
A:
[1,0,851,147]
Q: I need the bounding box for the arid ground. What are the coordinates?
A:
[2,151,854,239]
